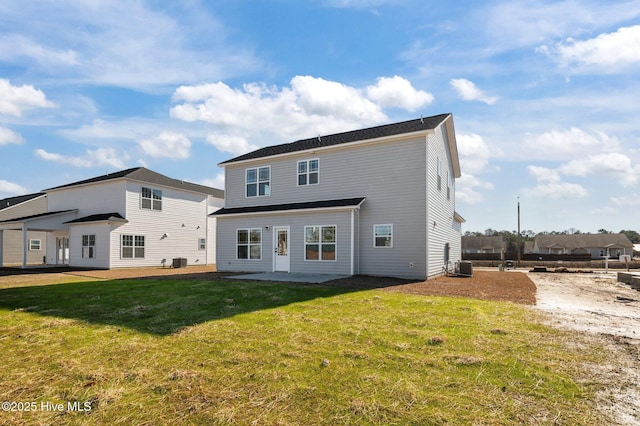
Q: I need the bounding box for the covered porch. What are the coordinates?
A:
[0,210,78,268]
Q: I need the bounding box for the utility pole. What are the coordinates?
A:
[517,197,521,268]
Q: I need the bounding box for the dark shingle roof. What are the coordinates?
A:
[211,197,366,216]
[220,114,451,165]
[462,236,506,250]
[45,167,224,198]
[0,210,77,224]
[0,193,45,211]
[64,212,127,224]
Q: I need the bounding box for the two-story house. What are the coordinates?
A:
[0,168,224,269]
[212,113,464,280]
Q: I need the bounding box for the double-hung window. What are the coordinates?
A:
[82,234,96,258]
[121,234,145,259]
[198,238,206,251]
[374,224,393,248]
[237,229,261,260]
[246,167,270,197]
[305,225,336,261]
[297,159,319,186]
[141,187,162,210]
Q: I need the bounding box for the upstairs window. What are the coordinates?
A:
[141,187,162,211]
[298,159,319,186]
[82,234,96,258]
[246,167,270,197]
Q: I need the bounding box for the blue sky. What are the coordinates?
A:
[1,0,639,234]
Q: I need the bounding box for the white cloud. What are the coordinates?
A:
[366,76,433,111]
[206,134,258,156]
[0,127,24,146]
[138,131,191,159]
[524,128,620,160]
[171,76,402,146]
[0,79,55,116]
[450,79,497,105]
[199,173,225,191]
[35,147,126,169]
[611,195,640,207]
[457,133,491,174]
[559,152,640,186]
[0,179,28,195]
[542,25,640,71]
[525,165,588,199]
[456,173,494,204]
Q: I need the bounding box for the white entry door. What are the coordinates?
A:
[274,227,290,272]
[56,237,69,265]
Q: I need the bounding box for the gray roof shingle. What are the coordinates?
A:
[220,113,451,165]
[45,167,224,198]
[535,233,633,249]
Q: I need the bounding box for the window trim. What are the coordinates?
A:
[245,166,271,197]
[82,234,96,258]
[198,237,206,251]
[121,234,145,259]
[304,225,337,262]
[236,228,262,260]
[141,186,162,211]
[28,239,41,251]
[373,224,393,248]
[297,159,320,186]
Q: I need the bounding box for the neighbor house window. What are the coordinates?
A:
[82,234,96,258]
[298,159,319,186]
[305,225,336,261]
[237,229,261,260]
[28,239,41,250]
[141,187,162,211]
[198,238,206,250]
[374,224,393,248]
[121,234,145,258]
[246,167,270,197]
[437,157,442,191]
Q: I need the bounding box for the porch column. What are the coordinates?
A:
[0,229,4,267]
[22,225,28,269]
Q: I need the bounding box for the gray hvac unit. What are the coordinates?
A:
[172,257,187,268]
[458,260,473,277]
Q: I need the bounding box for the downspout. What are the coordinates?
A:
[0,229,3,267]
[22,225,28,269]
[350,208,355,276]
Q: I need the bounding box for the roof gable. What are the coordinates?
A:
[220,113,453,166]
[44,167,224,198]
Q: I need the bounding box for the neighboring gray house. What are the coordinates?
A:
[213,113,464,280]
[532,233,634,259]
[462,236,506,254]
[0,193,47,266]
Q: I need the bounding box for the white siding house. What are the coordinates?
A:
[0,168,224,269]
[213,113,464,280]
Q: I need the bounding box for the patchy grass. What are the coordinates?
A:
[0,277,610,425]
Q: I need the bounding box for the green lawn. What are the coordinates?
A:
[0,277,608,425]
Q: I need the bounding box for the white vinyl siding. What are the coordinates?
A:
[304,225,336,261]
[297,159,319,186]
[373,224,393,248]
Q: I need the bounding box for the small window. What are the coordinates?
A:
[237,229,261,260]
[141,187,162,211]
[298,159,319,186]
[82,234,96,258]
[246,167,270,197]
[28,239,41,251]
[305,225,336,261]
[374,224,393,248]
[198,238,206,250]
[122,234,145,259]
